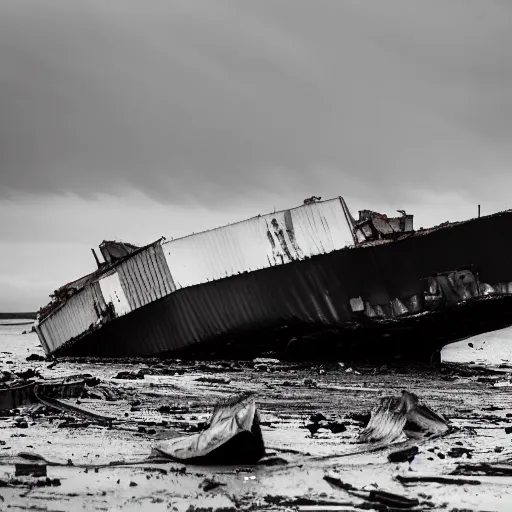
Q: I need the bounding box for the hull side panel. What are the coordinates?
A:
[162,198,353,289]
[46,211,512,357]
[39,281,106,355]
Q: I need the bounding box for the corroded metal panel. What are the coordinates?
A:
[38,243,176,355]
[55,253,352,357]
[162,198,354,289]
[39,202,512,359]
[38,281,105,354]
[50,209,512,358]
[116,243,176,310]
[37,198,354,355]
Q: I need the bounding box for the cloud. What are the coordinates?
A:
[0,186,499,311]
[2,1,512,311]
[0,189,292,310]
[1,0,511,207]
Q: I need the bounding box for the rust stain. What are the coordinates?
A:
[271,218,293,262]
[284,209,303,259]
[266,228,283,265]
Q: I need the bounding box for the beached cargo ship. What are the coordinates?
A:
[35,197,512,359]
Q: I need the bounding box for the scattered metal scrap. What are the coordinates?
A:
[153,392,265,465]
[15,461,47,477]
[354,209,414,244]
[358,391,450,444]
[305,412,347,437]
[387,445,419,463]
[396,474,482,486]
[0,381,34,411]
[453,463,512,477]
[0,377,84,412]
[0,375,118,429]
[325,471,424,509]
[34,387,115,427]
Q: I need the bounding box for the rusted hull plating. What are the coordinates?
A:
[37,198,356,355]
[48,209,512,358]
[0,379,85,411]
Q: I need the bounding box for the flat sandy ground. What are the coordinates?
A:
[1,320,512,511]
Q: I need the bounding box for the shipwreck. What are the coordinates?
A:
[35,197,512,360]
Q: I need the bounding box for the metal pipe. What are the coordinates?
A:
[91,248,101,269]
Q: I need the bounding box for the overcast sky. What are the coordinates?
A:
[2,0,512,311]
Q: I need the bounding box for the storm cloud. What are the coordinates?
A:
[2,0,512,311]
[2,0,512,207]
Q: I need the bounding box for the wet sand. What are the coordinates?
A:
[1,321,512,511]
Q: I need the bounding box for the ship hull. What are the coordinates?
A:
[40,209,512,361]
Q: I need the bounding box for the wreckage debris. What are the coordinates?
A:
[15,368,40,380]
[310,412,327,423]
[352,489,420,509]
[15,461,47,477]
[0,476,61,488]
[40,198,512,362]
[152,392,265,465]
[447,447,473,459]
[14,418,28,428]
[0,382,36,412]
[257,455,288,466]
[358,391,450,444]
[195,376,231,384]
[264,496,357,509]
[323,473,355,491]
[324,472,421,509]
[396,474,481,486]
[114,370,145,380]
[347,412,371,425]
[327,421,347,434]
[85,376,101,387]
[388,445,419,463]
[58,421,90,428]
[0,376,118,429]
[305,412,347,437]
[453,463,512,477]
[199,478,226,492]
[26,354,45,362]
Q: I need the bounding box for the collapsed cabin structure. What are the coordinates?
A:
[35,197,512,359]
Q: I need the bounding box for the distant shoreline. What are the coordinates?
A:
[0,312,37,320]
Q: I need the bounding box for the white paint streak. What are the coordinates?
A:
[162,198,354,288]
[99,272,131,317]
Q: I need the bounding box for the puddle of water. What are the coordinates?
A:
[441,325,512,367]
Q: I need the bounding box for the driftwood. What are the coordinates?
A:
[396,474,481,485]
[453,463,512,477]
[325,472,421,509]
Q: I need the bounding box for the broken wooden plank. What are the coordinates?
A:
[396,474,481,485]
[297,507,362,512]
[325,472,420,509]
[453,463,512,477]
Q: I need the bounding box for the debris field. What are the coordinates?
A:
[2,323,512,511]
